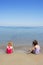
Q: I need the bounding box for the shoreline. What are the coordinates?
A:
[0,44,43,54]
[0,44,43,65]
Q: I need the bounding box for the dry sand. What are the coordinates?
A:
[0,45,43,65]
[0,52,43,65]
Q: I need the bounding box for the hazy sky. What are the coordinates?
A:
[0,0,43,26]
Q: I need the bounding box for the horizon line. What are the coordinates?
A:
[0,26,43,27]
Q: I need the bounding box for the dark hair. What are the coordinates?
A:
[32,40,38,46]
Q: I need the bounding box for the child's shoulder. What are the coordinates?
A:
[10,46,13,49]
[7,46,13,48]
[35,45,40,49]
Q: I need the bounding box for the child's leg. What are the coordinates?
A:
[31,50,35,54]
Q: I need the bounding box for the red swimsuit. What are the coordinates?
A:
[6,46,13,54]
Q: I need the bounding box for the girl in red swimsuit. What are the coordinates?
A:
[6,42,13,54]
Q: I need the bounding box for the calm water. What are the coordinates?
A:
[0,26,43,46]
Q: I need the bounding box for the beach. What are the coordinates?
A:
[0,0,43,64]
[0,44,43,65]
[0,51,43,65]
[0,26,43,65]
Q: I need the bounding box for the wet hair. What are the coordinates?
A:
[32,40,38,46]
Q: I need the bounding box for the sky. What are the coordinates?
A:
[0,0,43,27]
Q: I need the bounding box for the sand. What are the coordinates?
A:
[0,44,43,65]
[0,51,43,65]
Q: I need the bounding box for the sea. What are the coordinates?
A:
[0,26,43,46]
[0,26,43,53]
